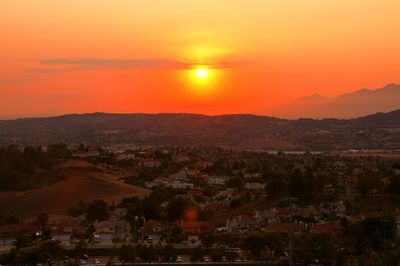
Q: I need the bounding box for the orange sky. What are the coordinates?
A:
[1,0,400,118]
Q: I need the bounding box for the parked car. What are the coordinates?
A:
[203,256,211,262]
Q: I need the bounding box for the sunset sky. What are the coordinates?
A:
[1,0,400,118]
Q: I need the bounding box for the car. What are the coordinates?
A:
[176,256,183,263]
[94,258,101,264]
[221,256,227,262]
[79,259,87,265]
[203,256,210,262]
[234,257,242,262]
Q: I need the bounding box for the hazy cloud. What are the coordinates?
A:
[27,57,249,73]
[40,58,168,68]
[0,76,34,84]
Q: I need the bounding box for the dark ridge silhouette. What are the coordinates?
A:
[1,109,400,150]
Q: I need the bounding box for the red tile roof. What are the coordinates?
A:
[266,223,302,233]
[0,223,36,236]
[313,223,343,235]
[182,221,214,235]
[144,220,163,228]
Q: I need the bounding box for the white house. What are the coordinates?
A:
[207,176,228,185]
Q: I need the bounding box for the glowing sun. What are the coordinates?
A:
[185,65,220,96]
[195,68,209,79]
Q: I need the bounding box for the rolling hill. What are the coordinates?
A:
[0,110,400,150]
[0,160,150,216]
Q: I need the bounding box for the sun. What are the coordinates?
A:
[195,68,209,79]
[185,65,221,96]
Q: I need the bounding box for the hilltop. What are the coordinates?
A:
[1,110,400,150]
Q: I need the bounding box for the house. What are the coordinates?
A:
[94,220,130,242]
[182,221,214,236]
[117,153,136,160]
[141,159,161,168]
[245,182,266,190]
[169,171,190,181]
[319,201,346,218]
[145,177,194,189]
[226,215,257,232]
[0,223,36,246]
[140,220,166,244]
[182,221,215,246]
[244,172,263,179]
[196,161,214,170]
[207,176,228,185]
[254,209,280,224]
[111,208,128,220]
[173,155,191,163]
[312,223,343,236]
[265,223,302,235]
[72,150,101,158]
[51,218,85,242]
[353,168,363,175]
[276,208,293,223]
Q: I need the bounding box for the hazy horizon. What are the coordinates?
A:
[1,0,400,118]
[1,82,400,120]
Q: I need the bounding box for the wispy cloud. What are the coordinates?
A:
[0,76,34,84]
[26,57,250,74]
[39,58,167,68]
[181,59,250,69]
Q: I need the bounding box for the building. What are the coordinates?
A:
[0,223,36,246]
[207,176,228,185]
[51,218,85,242]
[141,159,161,168]
[94,220,131,242]
[312,223,343,236]
[226,215,257,232]
[265,223,302,235]
[245,182,267,190]
[140,220,166,244]
[145,177,194,189]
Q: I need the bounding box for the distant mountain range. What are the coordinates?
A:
[270,83,400,119]
[1,110,400,151]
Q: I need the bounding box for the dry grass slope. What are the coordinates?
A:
[0,161,150,216]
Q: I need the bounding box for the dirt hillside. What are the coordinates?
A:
[0,161,149,217]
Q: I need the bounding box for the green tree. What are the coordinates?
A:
[47,143,71,159]
[166,197,186,221]
[241,232,267,257]
[36,212,49,227]
[387,175,400,195]
[289,168,314,202]
[85,200,109,222]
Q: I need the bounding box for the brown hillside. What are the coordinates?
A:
[0,161,150,217]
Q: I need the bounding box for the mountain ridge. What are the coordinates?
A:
[271,83,400,119]
[1,110,400,151]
